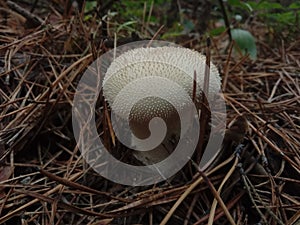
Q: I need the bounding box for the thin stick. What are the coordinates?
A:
[192,70,197,103]
[218,0,232,41]
[7,0,44,27]
[208,156,239,224]
[159,154,235,225]
[148,25,165,47]
[203,37,211,97]
[194,162,236,225]
[196,37,211,163]
[222,41,234,92]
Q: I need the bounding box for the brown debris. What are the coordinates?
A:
[0,1,299,224]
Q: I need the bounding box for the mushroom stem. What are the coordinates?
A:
[130,110,180,164]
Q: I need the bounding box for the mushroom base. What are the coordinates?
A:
[129,114,180,165]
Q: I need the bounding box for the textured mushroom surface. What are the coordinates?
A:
[103,46,220,121]
[102,46,221,164]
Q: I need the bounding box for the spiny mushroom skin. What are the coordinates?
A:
[102,46,221,165]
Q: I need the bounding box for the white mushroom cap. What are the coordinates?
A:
[102,46,221,164]
[103,46,220,122]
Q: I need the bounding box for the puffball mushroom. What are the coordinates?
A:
[102,46,221,165]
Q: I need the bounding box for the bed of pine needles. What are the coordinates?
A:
[0,1,299,224]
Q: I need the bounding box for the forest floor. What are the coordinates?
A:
[0,1,299,224]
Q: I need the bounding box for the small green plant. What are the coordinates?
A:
[252,1,299,36]
[83,0,163,34]
[209,0,258,60]
[210,0,299,59]
[228,0,299,37]
[231,28,257,60]
[111,0,170,35]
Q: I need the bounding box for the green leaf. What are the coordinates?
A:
[84,1,97,13]
[289,2,300,9]
[242,2,253,12]
[182,19,195,33]
[231,29,257,60]
[117,21,138,33]
[210,26,226,36]
[228,0,253,11]
[228,0,241,6]
[249,1,282,10]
